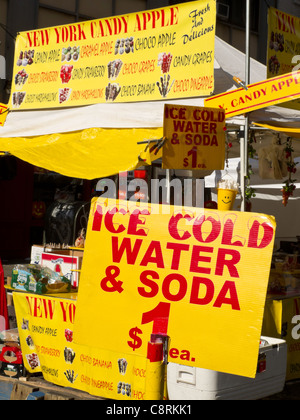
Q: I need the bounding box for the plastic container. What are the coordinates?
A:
[167,337,287,400]
[217,174,239,211]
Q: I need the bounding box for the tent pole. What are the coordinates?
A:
[240,125,246,212]
[241,0,251,212]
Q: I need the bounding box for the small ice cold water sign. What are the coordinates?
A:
[162,105,226,171]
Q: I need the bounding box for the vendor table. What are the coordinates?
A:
[262,294,300,382]
[12,291,151,400]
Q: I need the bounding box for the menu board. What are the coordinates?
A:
[9,0,216,110]
[267,7,300,111]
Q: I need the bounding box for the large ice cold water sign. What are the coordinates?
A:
[162,104,226,170]
[74,198,276,378]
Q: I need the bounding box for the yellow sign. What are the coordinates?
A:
[74,198,276,378]
[205,70,300,118]
[13,292,155,400]
[267,7,300,111]
[162,105,226,170]
[9,1,216,110]
[263,297,300,381]
[0,103,8,127]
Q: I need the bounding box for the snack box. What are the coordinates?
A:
[41,252,80,289]
[167,337,287,400]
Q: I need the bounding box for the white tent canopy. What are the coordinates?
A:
[1,36,300,139]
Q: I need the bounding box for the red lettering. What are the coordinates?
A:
[215,249,240,278]
[26,29,50,48]
[213,281,240,311]
[25,296,55,319]
[151,10,161,29]
[170,7,179,26]
[162,274,187,302]
[248,220,274,249]
[60,302,76,324]
[189,246,213,274]
[105,207,127,234]
[138,270,159,298]
[111,237,142,264]
[69,24,86,42]
[169,348,179,358]
[168,213,192,240]
[193,215,221,243]
[222,219,244,247]
[189,277,214,305]
[180,350,191,361]
[43,299,55,320]
[275,10,296,35]
[34,298,42,317]
[92,205,103,231]
[167,242,190,270]
[143,12,152,30]
[26,32,34,48]
[141,302,171,335]
[127,209,149,236]
[140,241,164,268]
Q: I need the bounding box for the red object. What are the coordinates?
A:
[134,170,147,179]
[147,342,163,362]
[257,359,267,374]
[0,346,23,364]
[0,259,9,330]
[60,65,73,84]
[65,329,73,343]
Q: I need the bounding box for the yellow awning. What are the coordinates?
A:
[253,122,300,139]
[0,127,163,179]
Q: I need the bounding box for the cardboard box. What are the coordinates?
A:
[30,245,44,265]
[31,245,84,266]
[41,252,81,288]
[31,245,84,288]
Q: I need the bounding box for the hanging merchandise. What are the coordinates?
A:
[258,135,288,180]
